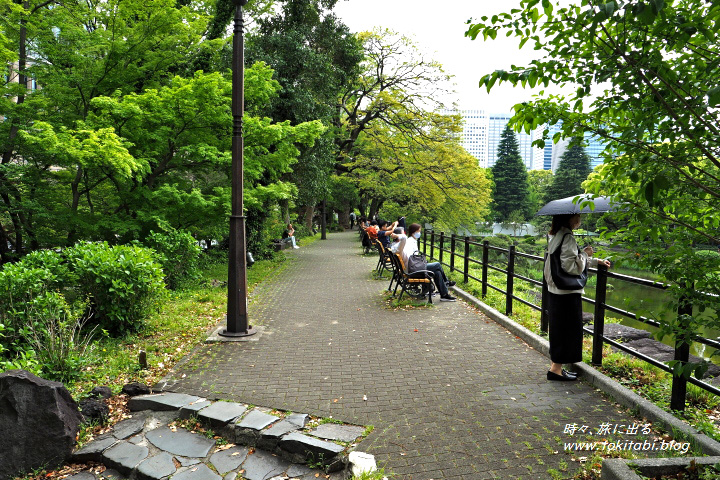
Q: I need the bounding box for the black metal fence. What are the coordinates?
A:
[421,230,720,410]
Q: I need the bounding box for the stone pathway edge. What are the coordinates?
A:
[72,392,378,480]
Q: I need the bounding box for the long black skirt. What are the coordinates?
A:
[547,292,583,364]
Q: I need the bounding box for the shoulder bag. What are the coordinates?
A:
[549,233,588,290]
[406,251,428,273]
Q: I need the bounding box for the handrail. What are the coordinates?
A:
[417,230,719,409]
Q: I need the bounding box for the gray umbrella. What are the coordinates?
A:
[536,194,620,216]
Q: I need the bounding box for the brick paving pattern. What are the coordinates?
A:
[162,231,647,480]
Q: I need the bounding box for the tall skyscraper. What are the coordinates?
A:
[441,109,607,171]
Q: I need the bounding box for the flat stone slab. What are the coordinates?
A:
[197,401,247,428]
[261,420,300,439]
[112,417,146,440]
[310,424,366,443]
[73,436,118,462]
[236,410,278,430]
[145,426,215,457]
[136,452,177,480]
[240,450,289,480]
[279,432,344,459]
[210,446,249,474]
[102,441,149,476]
[285,413,308,428]
[180,400,212,419]
[128,393,202,412]
[170,464,221,480]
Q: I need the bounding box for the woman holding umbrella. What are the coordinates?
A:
[543,213,611,381]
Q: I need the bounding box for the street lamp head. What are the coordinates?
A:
[233,0,249,6]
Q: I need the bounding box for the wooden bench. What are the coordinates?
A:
[388,253,436,303]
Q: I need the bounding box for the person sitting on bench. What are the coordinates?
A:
[282,223,300,249]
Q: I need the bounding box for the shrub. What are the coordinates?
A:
[67,242,165,335]
[143,228,202,289]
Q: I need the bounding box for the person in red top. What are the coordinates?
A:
[366,221,379,240]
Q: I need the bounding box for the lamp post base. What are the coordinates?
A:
[218,325,257,338]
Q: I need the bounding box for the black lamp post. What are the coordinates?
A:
[220,0,256,337]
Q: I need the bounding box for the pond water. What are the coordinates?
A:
[582,266,720,363]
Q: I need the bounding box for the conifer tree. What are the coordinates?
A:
[544,139,592,202]
[491,124,531,221]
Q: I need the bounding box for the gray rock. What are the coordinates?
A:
[240,449,290,480]
[224,473,237,480]
[136,452,177,480]
[236,410,279,430]
[586,323,652,341]
[170,464,221,480]
[127,435,144,445]
[145,426,215,457]
[620,338,720,378]
[310,424,366,443]
[73,436,118,463]
[210,446,249,474]
[179,400,212,419]
[0,369,84,480]
[286,464,314,477]
[122,382,151,397]
[235,411,279,445]
[177,456,202,467]
[197,401,247,429]
[102,441,149,476]
[88,386,113,400]
[258,420,300,451]
[278,432,344,463]
[79,398,110,423]
[66,472,97,480]
[128,392,202,412]
[285,413,308,428]
[112,417,146,440]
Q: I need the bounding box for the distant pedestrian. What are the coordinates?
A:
[543,214,610,381]
[349,211,356,229]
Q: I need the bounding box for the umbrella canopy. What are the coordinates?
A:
[536,195,620,216]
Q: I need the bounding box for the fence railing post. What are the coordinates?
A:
[592,263,608,366]
[439,231,445,266]
[482,240,489,298]
[450,234,456,272]
[422,229,427,256]
[463,236,470,284]
[541,252,549,333]
[670,290,693,411]
[506,245,515,316]
[430,230,435,261]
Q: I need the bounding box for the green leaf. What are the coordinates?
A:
[708,86,720,106]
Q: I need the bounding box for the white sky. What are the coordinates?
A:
[333,0,551,113]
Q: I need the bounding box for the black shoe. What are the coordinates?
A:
[440,294,457,302]
[547,370,577,381]
[446,281,456,287]
[563,369,578,378]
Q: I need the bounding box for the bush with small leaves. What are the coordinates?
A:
[66,242,165,335]
[142,228,201,289]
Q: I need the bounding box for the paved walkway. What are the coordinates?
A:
[161,231,644,480]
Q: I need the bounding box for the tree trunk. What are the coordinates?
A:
[279,199,290,224]
[302,205,315,233]
[369,197,382,220]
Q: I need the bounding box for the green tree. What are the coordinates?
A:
[491,125,532,221]
[466,0,720,384]
[246,0,363,230]
[527,169,553,211]
[544,139,592,202]
[0,0,324,260]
